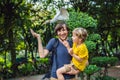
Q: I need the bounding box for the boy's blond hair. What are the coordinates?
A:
[73,27,88,42]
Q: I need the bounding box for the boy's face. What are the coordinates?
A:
[72,32,81,43]
[72,33,78,43]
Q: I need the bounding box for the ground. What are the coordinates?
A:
[108,65,120,79]
[7,63,120,80]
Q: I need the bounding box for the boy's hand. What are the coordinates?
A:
[63,40,70,49]
[68,48,73,56]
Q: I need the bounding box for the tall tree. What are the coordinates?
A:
[70,0,120,56]
[0,0,33,76]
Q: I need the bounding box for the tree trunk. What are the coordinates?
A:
[8,29,17,77]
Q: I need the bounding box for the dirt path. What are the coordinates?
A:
[108,65,120,79]
[7,65,120,80]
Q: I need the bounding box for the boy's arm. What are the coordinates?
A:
[72,54,83,62]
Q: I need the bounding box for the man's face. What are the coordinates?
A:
[57,26,68,41]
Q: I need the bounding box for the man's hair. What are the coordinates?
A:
[54,23,69,35]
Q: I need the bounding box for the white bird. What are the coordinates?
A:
[43,8,69,24]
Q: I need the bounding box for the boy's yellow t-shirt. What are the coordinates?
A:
[72,43,88,71]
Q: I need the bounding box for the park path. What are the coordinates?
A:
[107,65,120,79]
[7,65,120,80]
[7,74,45,80]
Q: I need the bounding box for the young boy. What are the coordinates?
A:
[57,27,89,80]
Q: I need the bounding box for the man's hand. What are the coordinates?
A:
[30,29,40,38]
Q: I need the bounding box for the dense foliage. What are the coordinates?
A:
[0,0,119,79]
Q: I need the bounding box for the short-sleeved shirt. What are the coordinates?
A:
[46,38,75,79]
[72,43,89,71]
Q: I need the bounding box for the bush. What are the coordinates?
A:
[85,41,96,53]
[84,65,101,75]
[91,57,119,67]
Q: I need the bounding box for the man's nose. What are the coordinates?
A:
[60,31,64,34]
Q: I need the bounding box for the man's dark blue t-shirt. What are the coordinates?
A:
[46,38,75,79]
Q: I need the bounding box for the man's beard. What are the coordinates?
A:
[59,37,67,41]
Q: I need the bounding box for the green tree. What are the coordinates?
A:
[70,0,120,57]
[67,9,100,60]
[0,0,69,77]
[0,0,34,76]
